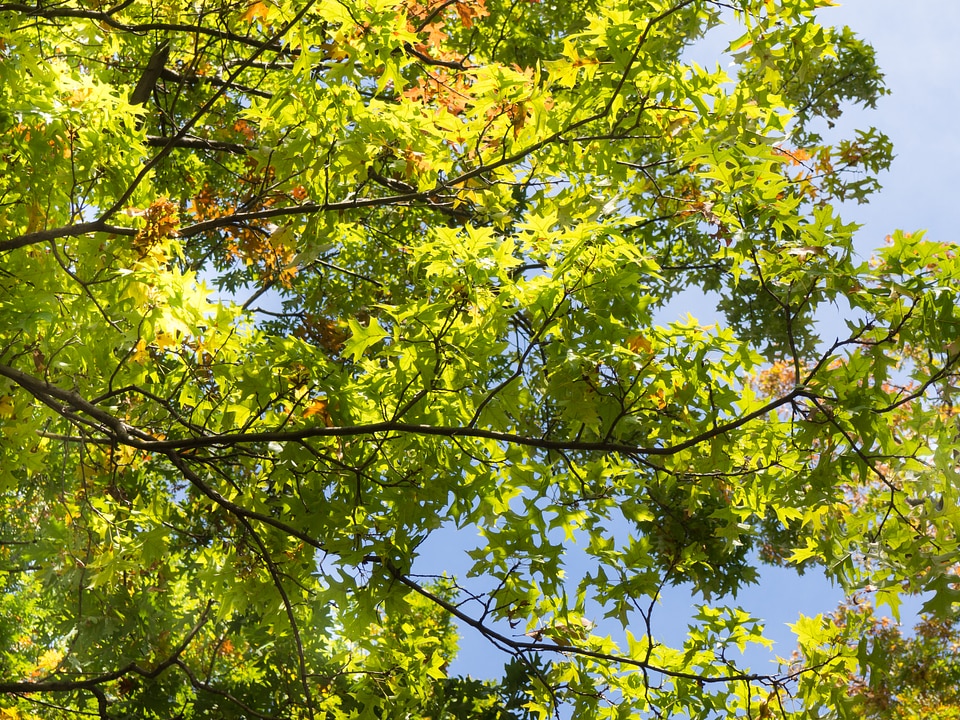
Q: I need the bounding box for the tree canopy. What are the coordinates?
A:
[0,0,957,717]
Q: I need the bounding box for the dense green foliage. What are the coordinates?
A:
[0,0,956,717]
[825,600,960,719]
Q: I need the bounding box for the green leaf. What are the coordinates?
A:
[343,317,389,361]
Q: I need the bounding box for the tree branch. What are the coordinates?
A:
[384,563,768,684]
[0,361,814,461]
[0,4,287,52]
[0,601,213,694]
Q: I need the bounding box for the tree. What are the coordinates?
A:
[790,595,960,720]
[0,0,956,717]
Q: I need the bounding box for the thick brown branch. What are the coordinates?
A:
[0,361,811,461]
[0,363,138,439]
[145,134,248,154]
[0,222,135,254]
[158,67,274,100]
[177,198,419,238]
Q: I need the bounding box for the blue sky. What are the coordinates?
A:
[823,0,960,256]
[418,0,960,681]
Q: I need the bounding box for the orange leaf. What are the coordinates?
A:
[241,1,270,23]
[303,398,333,426]
[454,0,488,29]
[626,334,652,354]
